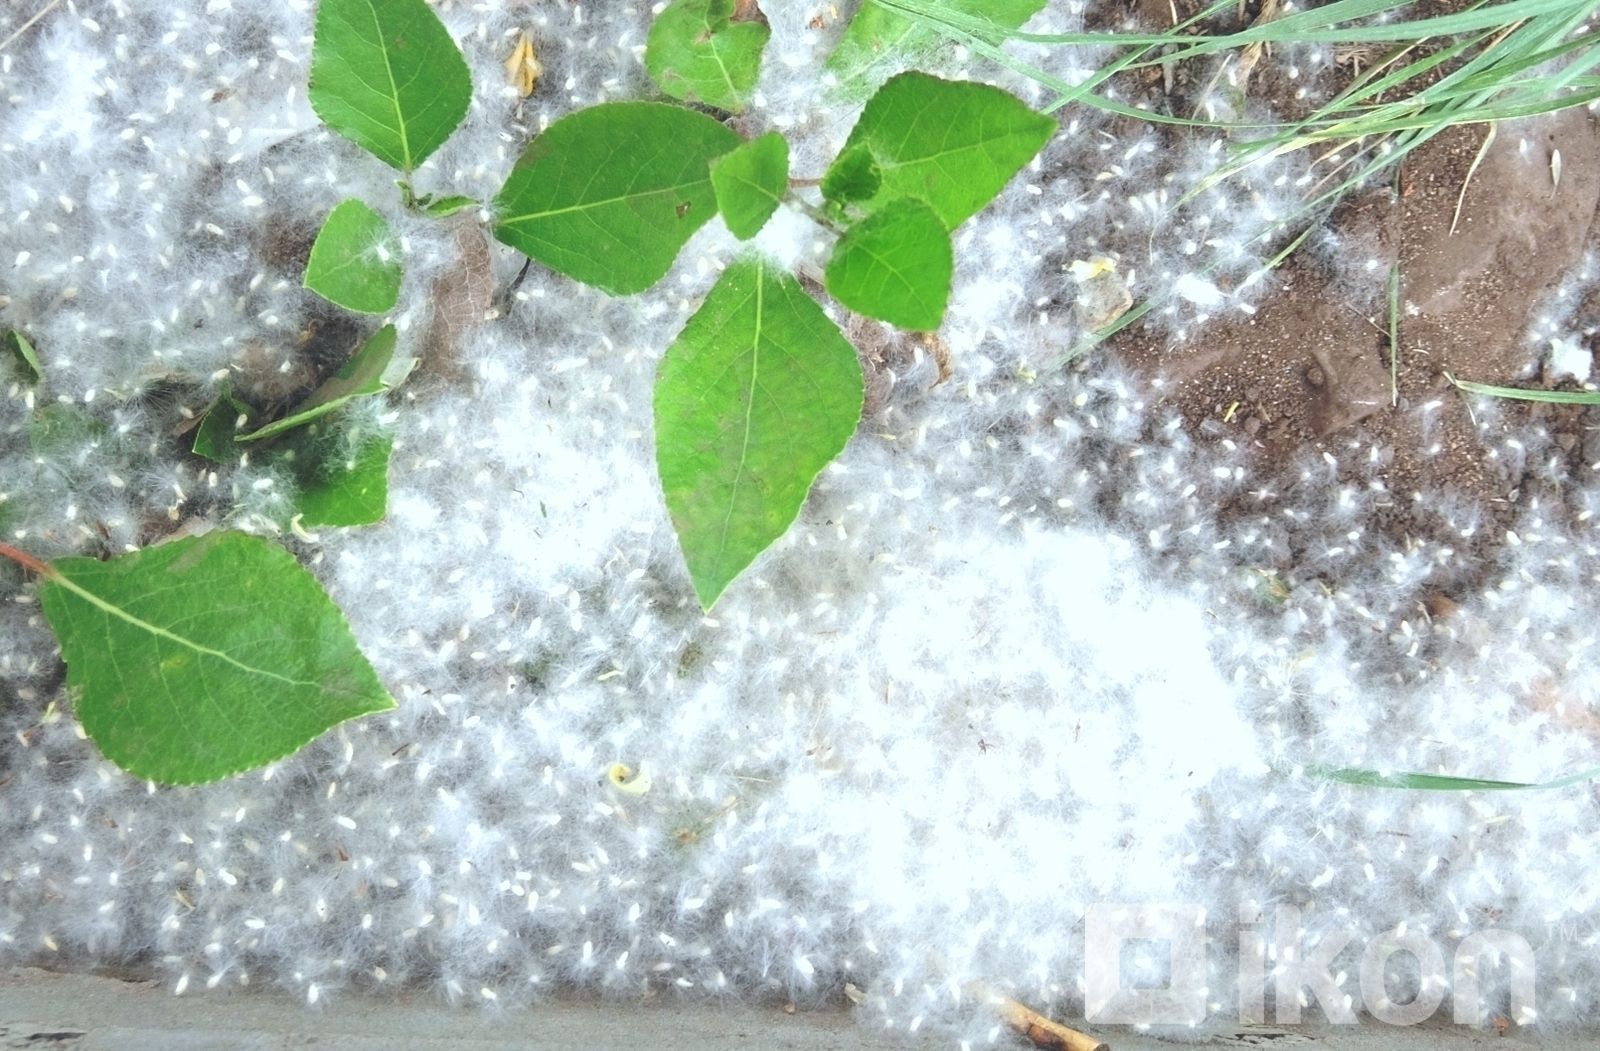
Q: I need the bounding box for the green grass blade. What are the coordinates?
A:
[1445,372,1600,404]
[885,0,1584,50]
[1310,764,1600,791]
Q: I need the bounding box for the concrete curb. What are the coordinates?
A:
[2,968,1591,1050]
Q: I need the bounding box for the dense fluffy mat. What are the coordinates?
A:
[2,2,1597,1043]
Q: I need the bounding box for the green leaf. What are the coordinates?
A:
[237,325,397,442]
[644,0,771,113]
[825,198,952,330]
[710,131,788,240]
[27,405,105,458]
[421,194,477,219]
[654,257,863,609]
[192,385,256,463]
[829,71,1054,229]
[493,102,740,295]
[304,199,402,315]
[820,143,881,206]
[35,531,395,785]
[288,426,393,527]
[825,0,1045,95]
[4,329,41,383]
[309,0,472,173]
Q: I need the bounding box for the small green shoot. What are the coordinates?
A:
[3,329,41,383]
[709,131,789,240]
[825,198,953,331]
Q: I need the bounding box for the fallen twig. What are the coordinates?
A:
[0,0,59,54]
[971,984,1110,1051]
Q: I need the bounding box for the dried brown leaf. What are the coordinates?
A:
[423,214,494,378]
[731,0,766,24]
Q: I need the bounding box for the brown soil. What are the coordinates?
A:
[1099,10,1600,562]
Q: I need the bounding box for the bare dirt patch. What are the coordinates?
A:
[1110,80,1600,561]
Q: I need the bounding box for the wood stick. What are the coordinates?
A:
[0,0,61,54]
[970,984,1110,1051]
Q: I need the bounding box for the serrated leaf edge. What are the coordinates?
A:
[43,540,396,786]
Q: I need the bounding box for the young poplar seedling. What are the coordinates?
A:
[491,4,1054,608]
[299,0,1055,610]
[195,0,485,534]
[0,0,1057,788]
[0,0,485,786]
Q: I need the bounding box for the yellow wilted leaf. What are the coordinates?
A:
[505,31,541,98]
[606,762,652,796]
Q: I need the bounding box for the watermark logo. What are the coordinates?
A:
[1084,904,1535,1026]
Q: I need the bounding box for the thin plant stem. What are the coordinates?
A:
[785,191,850,236]
[0,542,55,578]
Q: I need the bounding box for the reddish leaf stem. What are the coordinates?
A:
[0,542,55,578]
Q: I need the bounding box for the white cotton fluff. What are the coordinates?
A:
[4,1,1600,1045]
[1546,335,1593,382]
[1528,251,1599,382]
